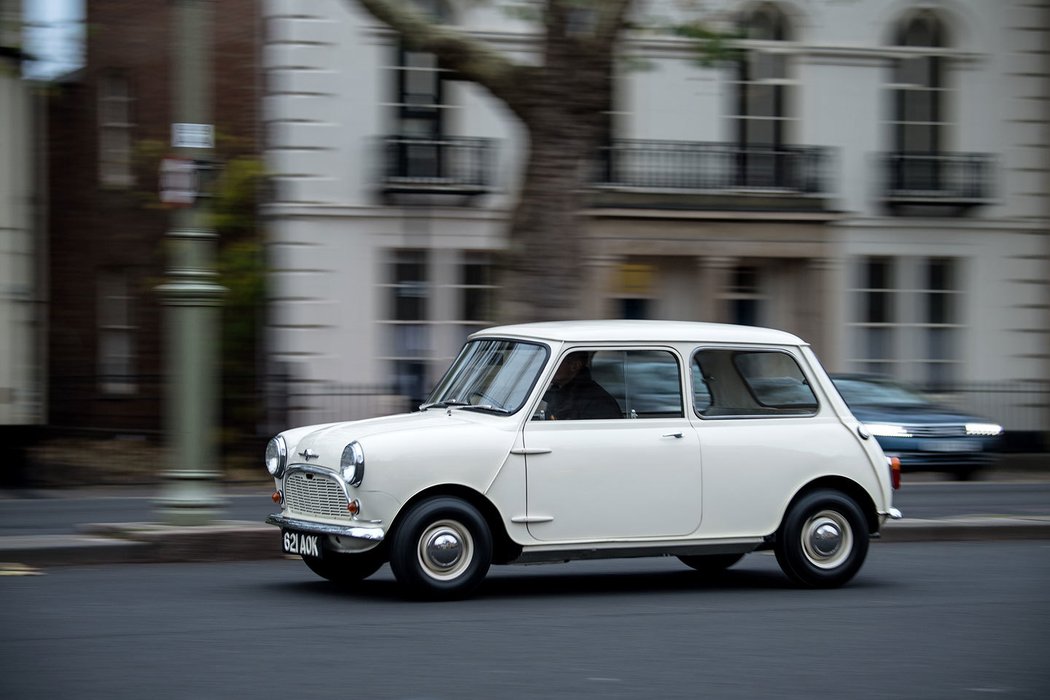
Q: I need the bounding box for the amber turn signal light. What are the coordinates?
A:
[888,457,901,490]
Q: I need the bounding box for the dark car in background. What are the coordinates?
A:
[831,374,1004,481]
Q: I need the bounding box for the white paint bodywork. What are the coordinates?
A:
[269,321,896,561]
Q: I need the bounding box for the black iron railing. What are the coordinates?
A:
[595,140,831,194]
[883,152,994,204]
[381,136,496,194]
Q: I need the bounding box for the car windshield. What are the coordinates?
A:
[422,339,549,415]
[833,377,932,408]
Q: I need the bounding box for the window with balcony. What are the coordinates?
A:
[733,3,795,189]
[381,1,493,196]
[884,11,991,207]
[889,12,947,190]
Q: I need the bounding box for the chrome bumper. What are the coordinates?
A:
[266,513,386,542]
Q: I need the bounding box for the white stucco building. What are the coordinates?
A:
[262,0,1049,438]
[0,0,45,432]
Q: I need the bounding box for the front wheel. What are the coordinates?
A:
[389,497,493,600]
[774,489,869,588]
[302,547,385,586]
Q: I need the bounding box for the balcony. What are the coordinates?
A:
[592,140,833,212]
[380,136,496,199]
[881,153,995,211]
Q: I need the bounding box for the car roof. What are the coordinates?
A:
[472,320,807,346]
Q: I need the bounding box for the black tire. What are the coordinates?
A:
[302,548,385,586]
[677,553,744,575]
[389,497,493,600]
[774,489,869,588]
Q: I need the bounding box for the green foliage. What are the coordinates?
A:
[210,156,268,463]
[210,157,266,240]
[672,22,743,66]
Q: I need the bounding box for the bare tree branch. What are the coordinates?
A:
[354,0,529,111]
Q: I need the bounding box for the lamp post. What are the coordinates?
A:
[156,0,225,525]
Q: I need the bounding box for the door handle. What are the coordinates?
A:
[662,432,683,439]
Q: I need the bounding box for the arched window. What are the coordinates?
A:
[889,11,948,189]
[734,3,793,188]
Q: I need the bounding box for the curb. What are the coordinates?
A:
[879,516,1050,542]
[0,518,1048,568]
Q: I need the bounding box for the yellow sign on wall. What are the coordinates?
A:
[619,263,654,295]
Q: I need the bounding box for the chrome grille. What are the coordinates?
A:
[284,471,352,521]
[906,424,967,438]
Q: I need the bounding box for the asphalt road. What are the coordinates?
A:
[1,481,1049,537]
[1,541,1047,700]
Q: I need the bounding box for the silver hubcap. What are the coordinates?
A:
[417,519,474,581]
[801,510,852,569]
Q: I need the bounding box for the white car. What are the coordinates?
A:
[265,320,901,599]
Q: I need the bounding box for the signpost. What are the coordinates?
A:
[156,0,225,526]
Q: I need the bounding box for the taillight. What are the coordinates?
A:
[888,456,901,490]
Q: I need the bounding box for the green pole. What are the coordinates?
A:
[156,0,225,525]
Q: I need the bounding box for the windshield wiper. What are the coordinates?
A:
[419,399,469,411]
[452,404,512,415]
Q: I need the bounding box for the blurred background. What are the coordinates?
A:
[2,0,1048,489]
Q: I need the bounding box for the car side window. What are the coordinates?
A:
[541,349,684,420]
[692,349,818,417]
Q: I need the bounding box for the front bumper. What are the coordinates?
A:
[266,513,386,543]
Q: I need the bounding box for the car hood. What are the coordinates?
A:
[279,409,518,475]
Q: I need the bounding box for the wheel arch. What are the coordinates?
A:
[391,484,521,564]
[782,476,880,536]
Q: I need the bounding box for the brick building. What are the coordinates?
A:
[46,0,261,437]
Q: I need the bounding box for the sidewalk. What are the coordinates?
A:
[1,516,1049,568]
[1,455,1047,568]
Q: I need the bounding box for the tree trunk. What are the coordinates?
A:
[497,129,595,323]
[494,14,618,324]
[351,0,630,324]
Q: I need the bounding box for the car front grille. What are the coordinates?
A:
[906,424,967,438]
[284,471,352,521]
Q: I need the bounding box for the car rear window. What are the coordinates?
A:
[692,349,818,417]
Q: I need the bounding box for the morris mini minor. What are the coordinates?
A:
[265,320,901,599]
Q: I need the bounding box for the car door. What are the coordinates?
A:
[688,346,858,538]
[523,348,702,542]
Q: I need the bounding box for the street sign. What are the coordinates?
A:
[171,122,214,149]
[159,157,197,206]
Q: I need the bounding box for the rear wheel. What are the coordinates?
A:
[677,553,744,575]
[389,497,492,600]
[774,489,869,588]
[302,548,385,586]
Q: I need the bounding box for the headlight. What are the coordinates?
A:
[865,423,912,438]
[966,422,1003,437]
[340,440,365,487]
[265,436,287,477]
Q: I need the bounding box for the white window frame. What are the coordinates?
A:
[97,270,137,395]
[98,70,134,188]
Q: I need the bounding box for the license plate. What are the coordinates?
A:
[922,440,980,453]
[282,530,322,558]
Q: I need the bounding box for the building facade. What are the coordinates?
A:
[262,0,1049,440]
[1,0,46,484]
